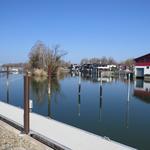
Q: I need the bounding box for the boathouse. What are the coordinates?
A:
[134,53,150,78]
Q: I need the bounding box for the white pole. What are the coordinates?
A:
[127,73,130,102]
[100,71,102,86]
[79,71,81,85]
[29,99,33,109]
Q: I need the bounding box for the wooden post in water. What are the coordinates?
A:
[78,72,81,116]
[48,65,51,94]
[24,72,30,134]
[99,71,103,121]
[78,93,81,117]
[127,73,130,102]
[78,71,81,94]
[6,66,9,104]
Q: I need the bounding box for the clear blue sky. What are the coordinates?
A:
[0,0,150,64]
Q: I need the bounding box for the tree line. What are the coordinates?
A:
[80,57,135,67]
[2,41,135,75]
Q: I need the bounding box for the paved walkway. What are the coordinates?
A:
[0,101,136,150]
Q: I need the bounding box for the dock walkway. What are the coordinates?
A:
[0,101,136,150]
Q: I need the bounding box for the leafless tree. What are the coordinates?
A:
[29,41,67,75]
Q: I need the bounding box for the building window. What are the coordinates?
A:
[147,66,149,69]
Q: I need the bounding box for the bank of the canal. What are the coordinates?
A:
[0,120,53,150]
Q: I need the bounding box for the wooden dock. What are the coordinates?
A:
[0,101,136,150]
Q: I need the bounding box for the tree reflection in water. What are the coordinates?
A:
[30,72,69,104]
[30,76,60,103]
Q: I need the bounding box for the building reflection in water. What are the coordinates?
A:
[134,79,150,103]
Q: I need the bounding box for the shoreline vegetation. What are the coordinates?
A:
[28,41,69,78]
[1,40,135,78]
[27,41,134,78]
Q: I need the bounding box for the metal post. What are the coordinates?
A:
[78,94,81,116]
[24,72,30,134]
[127,73,130,102]
[78,72,81,94]
[100,71,102,87]
[78,72,81,116]
[6,67,9,104]
[99,71,103,121]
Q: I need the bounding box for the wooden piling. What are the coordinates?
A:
[6,66,9,104]
[127,73,130,102]
[24,72,30,134]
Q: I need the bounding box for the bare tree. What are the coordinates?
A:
[80,58,89,65]
[29,41,47,69]
[107,57,117,65]
[29,41,67,76]
[100,56,108,65]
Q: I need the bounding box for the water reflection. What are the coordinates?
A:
[48,79,51,117]
[134,79,150,103]
[30,73,70,117]
[125,76,131,128]
[31,76,48,103]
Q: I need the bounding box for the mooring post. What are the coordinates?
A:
[99,71,103,121]
[6,66,9,104]
[48,65,51,94]
[127,73,130,102]
[78,94,81,116]
[24,72,30,134]
[77,71,81,116]
[78,71,81,94]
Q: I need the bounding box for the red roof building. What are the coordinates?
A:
[134,53,150,77]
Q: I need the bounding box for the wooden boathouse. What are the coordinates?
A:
[134,53,150,78]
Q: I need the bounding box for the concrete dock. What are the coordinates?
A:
[0,101,136,150]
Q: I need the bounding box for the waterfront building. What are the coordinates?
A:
[134,53,150,77]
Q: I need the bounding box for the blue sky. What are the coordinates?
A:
[0,0,150,64]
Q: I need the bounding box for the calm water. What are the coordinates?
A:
[0,72,150,150]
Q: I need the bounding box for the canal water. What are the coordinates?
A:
[0,72,150,150]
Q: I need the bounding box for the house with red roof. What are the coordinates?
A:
[134,53,150,78]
